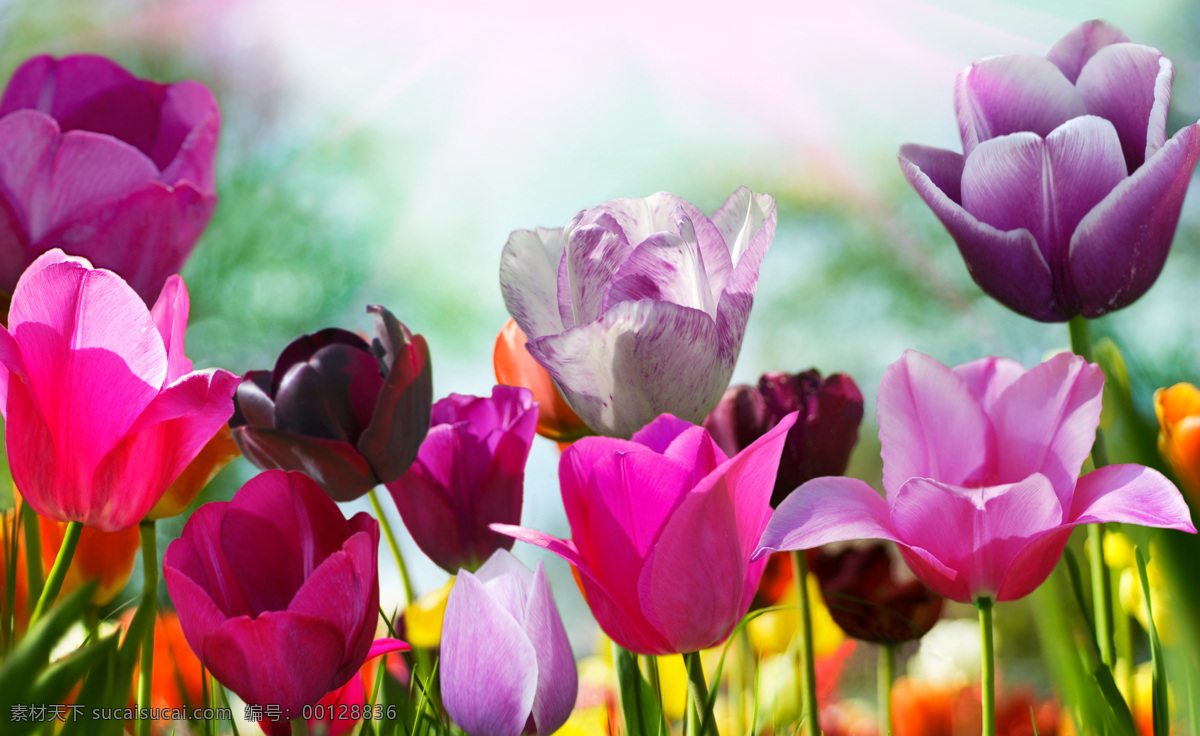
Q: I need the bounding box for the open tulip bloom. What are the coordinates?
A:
[900,20,1200,322]
[500,187,776,438]
[756,351,1196,604]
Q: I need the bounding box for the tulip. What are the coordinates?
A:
[497,411,796,655]
[703,370,863,508]
[757,351,1195,604]
[229,306,432,501]
[0,250,237,531]
[494,318,590,442]
[387,385,538,573]
[164,470,381,717]
[1155,382,1200,503]
[809,543,943,644]
[441,549,577,736]
[900,20,1200,322]
[39,515,140,607]
[0,54,219,305]
[146,424,240,520]
[499,188,776,438]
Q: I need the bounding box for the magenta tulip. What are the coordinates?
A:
[496,411,796,655]
[757,351,1196,604]
[0,54,219,304]
[441,550,577,736]
[387,385,538,573]
[900,20,1200,321]
[0,249,236,531]
[163,470,381,718]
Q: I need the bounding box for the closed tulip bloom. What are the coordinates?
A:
[497,411,796,655]
[703,370,864,508]
[0,54,219,304]
[442,550,577,736]
[387,385,538,573]
[0,250,237,531]
[494,318,589,442]
[500,188,776,438]
[163,470,381,717]
[229,306,432,501]
[900,20,1200,321]
[1155,383,1200,503]
[757,351,1195,604]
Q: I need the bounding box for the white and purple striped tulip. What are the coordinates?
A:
[500,188,776,438]
[900,20,1200,322]
[441,550,577,736]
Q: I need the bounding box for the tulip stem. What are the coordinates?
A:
[21,501,44,613]
[370,488,414,607]
[137,520,158,736]
[290,717,310,736]
[1068,315,1115,667]
[977,597,996,736]
[791,550,821,736]
[684,651,715,736]
[878,643,895,736]
[28,520,81,627]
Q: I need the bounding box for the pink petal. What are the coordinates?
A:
[0,325,26,416]
[0,55,57,116]
[164,500,253,618]
[6,374,77,525]
[876,351,993,496]
[499,227,568,340]
[1046,20,1131,84]
[1069,464,1196,531]
[756,476,899,558]
[951,356,1026,414]
[288,536,376,680]
[0,110,57,243]
[993,526,1074,602]
[1077,44,1172,170]
[367,638,411,660]
[153,80,220,189]
[149,274,193,382]
[954,55,1085,156]
[162,554,235,663]
[525,563,578,735]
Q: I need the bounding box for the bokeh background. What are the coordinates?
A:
[4,0,1200,715]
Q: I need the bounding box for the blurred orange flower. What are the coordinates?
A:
[494,318,590,442]
[892,677,1060,736]
[1155,383,1200,503]
[40,513,140,607]
[126,611,205,734]
[146,424,240,520]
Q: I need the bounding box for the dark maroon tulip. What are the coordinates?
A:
[387,386,538,573]
[230,305,432,501]
[163,470,380,717]
[810,543,943,644]
[0,54,219,304]
[702,370,863,508]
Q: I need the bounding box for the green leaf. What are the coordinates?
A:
[1136,547,1170,736]
[612,644,667,736]
[0,580,95,714]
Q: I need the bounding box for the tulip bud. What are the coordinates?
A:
[1155,383,1200,504]
[494,318,589,442]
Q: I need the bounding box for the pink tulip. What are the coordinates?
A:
[0,54,219,304]
[164,470,382,719]
[0,250,237,531]
[496,412,796,655]
[757,351,1196,604]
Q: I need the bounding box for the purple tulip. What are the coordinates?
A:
[441,549,577,736]
[702,370,864,508]
[163,470,380,718]
[0,54,219,304]
[229,306,432,501]
[386,386,538,573]
[500,187,776,438]
[900,20,1200,321]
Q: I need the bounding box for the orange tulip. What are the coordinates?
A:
[1155,383,1200,503]
[494,318,590,442]
[146,424,241,520]
[126,610,205,734]
[39,514,139,607]
[892,677,1061,736]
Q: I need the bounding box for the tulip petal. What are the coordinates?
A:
[899,144,1060,320]
[442,571,539,736]
[606,230,719,317]
[528,298,724,438]
[954,55,1086,156]
[231,371,275,427]
[567,224,629,325]
[500,226,568,339]
[952,356,1026,414]
[0,325,26,415]
[714,194,774,368]
[231,427,378,501]
[275,344,384,444]
[756,476,899,557]
[712,186,774,277]
[993,526,1074,602]
[150,275,193,383]
[525,563,578,736]
[164,500,253,618]
[632,415,728,481]
[876,351,993,496]
[1046,20,1130,84]
[288,536,375,671]
[1069,464,1196,531]
[154,80,220,189]
[1069,123,1200,317]
[358,308,432,484]
[1077,44,1172,170]
[162,556,236,664]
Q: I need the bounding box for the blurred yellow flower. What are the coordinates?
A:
[747,572,844,657]
[405,578,454,648]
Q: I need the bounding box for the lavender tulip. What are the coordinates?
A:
[0,54,219,304]
[900,20,1200,321]
[387,386,538,573]
[500,188,776,438]
[442,550,577,736]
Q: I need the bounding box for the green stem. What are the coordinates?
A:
[878,643,895,736]
[369,488,414,607]
[977,598,996,736]
[1068,315,1115,667]
[291,716,310,736]
[791,550,821,736]
[3,510,18,652]
[21,502,44,612]
[684,651,714,736]
[137,520,158,736]
[28,520,81,626]
[641,654,663,711]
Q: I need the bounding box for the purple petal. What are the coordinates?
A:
[1069,464,1196,531]
[899,145,1059,321]
[524,562,578,736]
[231,371,275,428]
[566,224,629,325]
[714,194,775,368]
[1077,44,1172,171]
[358,308,432,484]
[954,55,1085,156]
[1069,123,1200,318]
[605,232,716,316]
[274,344,384,444]
[153,80,220,190]
[0,110,57,241]
[952,356,1026,415]
[994,526,1074,602]
[442,571,538,736]
[755,476,899,558]
[1046,20,1132,84]
[500,227,568,340]
[711,187,774,285]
